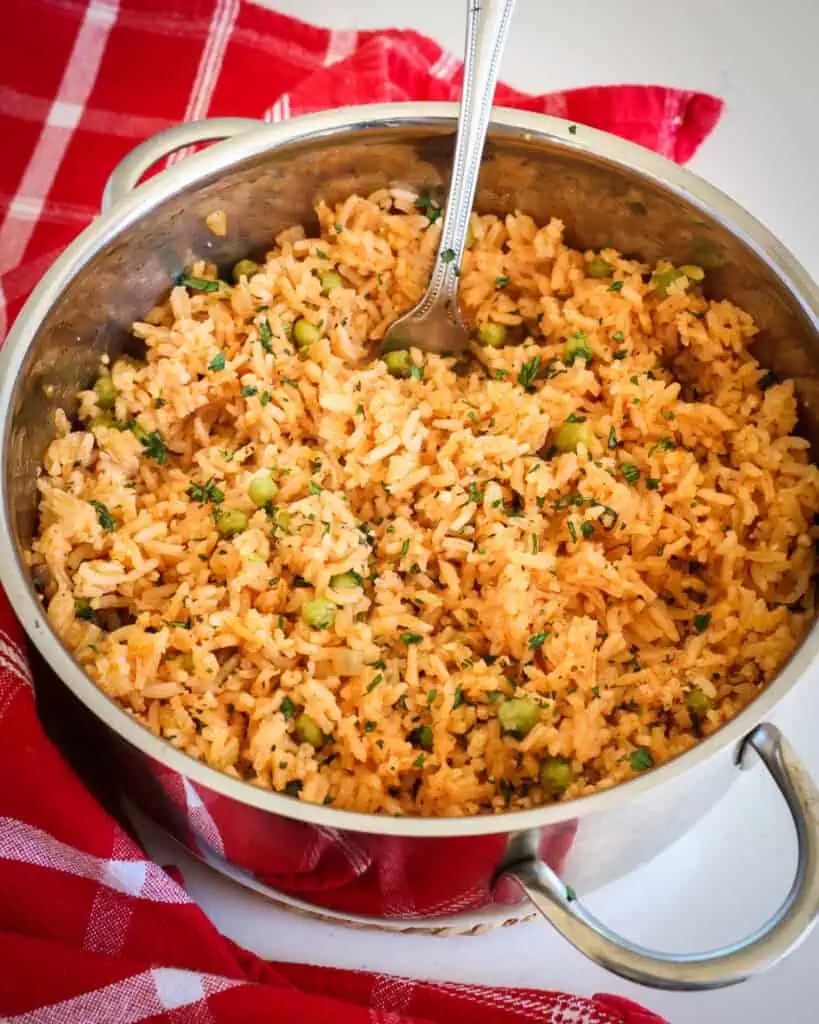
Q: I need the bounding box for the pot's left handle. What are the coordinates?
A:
[101,118,260,212]
[499,723,819,991]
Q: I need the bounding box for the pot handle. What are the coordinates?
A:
[101,117,260,212]
[499,723,819,991]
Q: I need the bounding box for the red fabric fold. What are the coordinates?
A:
[0,1,722,1018]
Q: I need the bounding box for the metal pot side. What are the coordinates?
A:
[3,104,819,988]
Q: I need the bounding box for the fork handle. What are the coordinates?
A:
[419,0,517,320]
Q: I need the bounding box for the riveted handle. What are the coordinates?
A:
[499,724,819,991]
[101,117,260,212]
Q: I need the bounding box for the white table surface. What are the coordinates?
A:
[142,2,819,1021]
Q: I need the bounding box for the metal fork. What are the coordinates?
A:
[381,0,517,357]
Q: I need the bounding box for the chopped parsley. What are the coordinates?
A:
[364,721,377,732]
[607,425,618,449]
[154,397,166,409]
[494,368,509,380]
[648,436,677,456]
[187,478,224,505]
[567,520,578,542]
[137,430,168,464]
[412,754,426,768]
[284,780,303,796]
[281,376,298,388]
[580,521,595,538]
[612,349,627,360]
[568,124,577,135]
[409,363,424,380]
[415,192,441,223]
[452,686,466,709]
[517,355,542,392]
[401,632,423,646]
[208,351,226,372]
[495,275,510,287]
[611,331,625,342]
[308,481,322,496]
[440,248,456,264]
[280,696,296,719]
[241,385,258,398]
[553,493,594,511]
[260,391,271,406]
[163,618,192,630]
[427,689,438,706]
[528,631,549,650]
[367,674,384,693]
[565,885,577,902]
[181,275,220,293]
[661,409,675,421]
[607,280,624,293]
[356,403,365,417]
[591,686,600,698]
[621,462,640,485]
[74,598,94,621]
[89,500,116,533]
[467,481,484,503]
[646,477,661,490]
[628,748,655,772]
[693,612,712,633]
[258,317,273,352]
[597,505,619,532]
[400,539,410,558]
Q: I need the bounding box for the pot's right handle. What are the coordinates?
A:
[101,117,260,213]
[499,724,819,991]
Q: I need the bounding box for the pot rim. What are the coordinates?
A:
[2,101,818,839]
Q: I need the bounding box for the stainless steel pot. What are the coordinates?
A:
[3,104,819,991]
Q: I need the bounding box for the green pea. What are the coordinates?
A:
[320,270,343,294]
[90,414,116,430]
[553,420,595,453]
[216,509,248,538]
[586,257,613,278]
[293,317,322,348]
[498,697,541,737]
[232,258,261,283]
[248,471,278,507]
[330,571,362,590]
[564,334,592,364]
[94,375,118,410]
[301,596,337,630]
[540,757,575,795]
[477,322,507,348]
[410,724,434,751]
[295,712,324,747]
[383,349,413,378]
[651,266,684,296]
[272,508,293,533]
[687,687,712,718]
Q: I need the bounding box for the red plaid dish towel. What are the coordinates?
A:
[0,1,724,1020]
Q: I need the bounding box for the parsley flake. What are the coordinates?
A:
[208,352,226,372]
[181,276,220,293]
[518,356,542,392]
[629,749,655,772]
[528,631,549,650]
[89,500,117,533]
